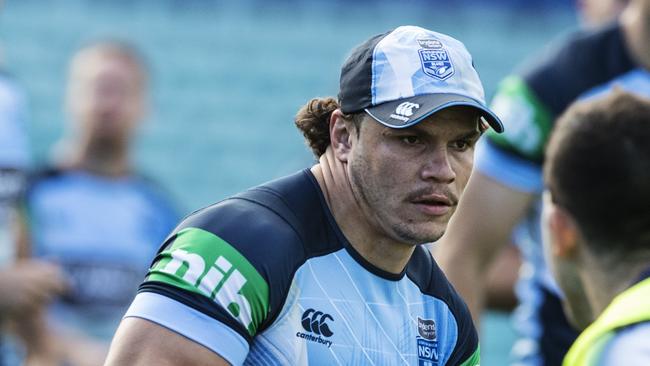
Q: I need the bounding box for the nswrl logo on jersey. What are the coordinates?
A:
[418,38,454,81]
[417,317,440,366]
[295,308,334,348]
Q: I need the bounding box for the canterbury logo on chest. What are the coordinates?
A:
[295,308,334,348]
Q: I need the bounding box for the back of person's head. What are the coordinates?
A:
[544,90,650,260]
[65,39,149,145]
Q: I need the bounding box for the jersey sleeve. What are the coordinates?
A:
[126,195,304,365]
[478,24,634,194]
[485,76,554,164]
[473,76,551,193]
[125,291,250,365]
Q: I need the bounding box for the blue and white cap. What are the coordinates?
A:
[338,25,503,132]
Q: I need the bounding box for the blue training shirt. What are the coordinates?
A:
[26,168,179,340]
[126,169,479,365]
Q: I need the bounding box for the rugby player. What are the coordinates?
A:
[105,25,503,365]
[0,54,68,366]
[542,90,650,365]
[435,0,650,364]
[19,41,179,365]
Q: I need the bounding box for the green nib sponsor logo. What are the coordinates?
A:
[147,228,269,336]
[161,250,252,326]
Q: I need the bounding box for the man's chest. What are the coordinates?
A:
[249,252,461,365]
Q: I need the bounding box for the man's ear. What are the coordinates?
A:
[548,204,581,259]
[329,109,355,163]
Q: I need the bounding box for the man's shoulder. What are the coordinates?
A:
[520,22,635,114]
[25,166,66,192]
[173,193,306,262]
[141,169,340,340]
[484,23,635,166]
[407,246,468,312]
[408,246,479,365]
[174,169,333,259]
[407,246,475,327]
[26,168,165,200]
[598,321,650,366]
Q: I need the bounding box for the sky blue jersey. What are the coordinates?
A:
[26,168,179,339]
[126,169,479,365]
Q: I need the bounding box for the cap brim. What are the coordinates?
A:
[364,93,504,133]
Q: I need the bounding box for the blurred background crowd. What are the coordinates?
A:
[0,0,628,365]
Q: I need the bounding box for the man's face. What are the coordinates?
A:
[577,0,627,27]
[347,106,481,245]
[541,191,591,329]
[68,53,145,145]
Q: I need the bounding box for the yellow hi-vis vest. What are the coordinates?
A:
[563,277,650,366]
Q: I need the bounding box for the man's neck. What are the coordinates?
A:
[581,253,650,320]
[621,0,650,70]
[62,139,131,177]
[311,149,415,275]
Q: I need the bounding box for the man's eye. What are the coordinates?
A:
[401,136,420,145]
[452,140,471,151]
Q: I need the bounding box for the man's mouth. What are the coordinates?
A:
[411,194,454,216]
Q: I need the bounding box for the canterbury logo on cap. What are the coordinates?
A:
[389,102,420,122]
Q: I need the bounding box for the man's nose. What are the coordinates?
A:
[420,147,456,183]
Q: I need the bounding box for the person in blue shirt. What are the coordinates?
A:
[18,40,179,365]
[0,61,68,366]
[105,25,503,366]
[435,0,650,364]
[542,90,650,366]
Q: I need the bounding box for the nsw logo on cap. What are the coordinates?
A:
[417,37,454,81]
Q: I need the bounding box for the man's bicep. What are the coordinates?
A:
[115,290,251,365]
[105,317,231,366]
[107,223,266,365]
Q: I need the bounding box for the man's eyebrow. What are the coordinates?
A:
[455,129,482,140]
[383,123,483,138]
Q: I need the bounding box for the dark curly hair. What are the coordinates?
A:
[294,97,364,158]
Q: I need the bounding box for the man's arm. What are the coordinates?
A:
[434,170,535,326]
[105,317,230,366]
[485,243,521,312]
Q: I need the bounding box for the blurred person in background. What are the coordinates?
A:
[577,0,629,28]
[434,0,650,364]
[468,0,632,321]
[105,25,504,366]
[542,90,650,366]
[17,40,179,365]
[0,38,68,366]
